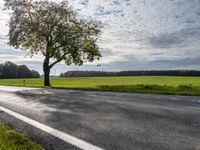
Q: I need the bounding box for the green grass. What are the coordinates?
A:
[0,122,43,150]
[0,76,200,96]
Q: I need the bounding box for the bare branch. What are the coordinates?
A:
[49,52,69,68]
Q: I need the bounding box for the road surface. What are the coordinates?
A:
[0,86,200,150]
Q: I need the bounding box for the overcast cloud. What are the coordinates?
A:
[0,0,200,75]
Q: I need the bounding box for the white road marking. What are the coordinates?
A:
[0,106,105,150]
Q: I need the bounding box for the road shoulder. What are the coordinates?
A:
[0,112,80,150]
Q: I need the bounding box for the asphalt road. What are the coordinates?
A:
[0,86,200,150]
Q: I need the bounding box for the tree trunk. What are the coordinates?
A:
[43,57,51,86]
[44,68,50,86]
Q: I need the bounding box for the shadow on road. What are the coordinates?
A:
[12,88,200,150]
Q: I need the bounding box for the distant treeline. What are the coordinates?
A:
[60,70,200,77]
[0,61,40,79]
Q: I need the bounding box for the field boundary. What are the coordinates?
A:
[0,76,200,96]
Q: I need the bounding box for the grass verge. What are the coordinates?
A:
[51,84,200,96]
[94,84,200,96]
[0,122,43,150]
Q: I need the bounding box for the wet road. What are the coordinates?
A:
[0,86,200,150]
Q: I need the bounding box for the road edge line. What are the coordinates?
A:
[0,106,104,150]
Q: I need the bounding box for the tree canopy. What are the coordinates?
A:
[60,70,200,77]
[0,61,40,78]
[4,0,102,86]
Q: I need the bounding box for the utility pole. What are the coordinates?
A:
[97,64,103,72]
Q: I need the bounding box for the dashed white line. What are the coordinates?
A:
[0,106,105,150]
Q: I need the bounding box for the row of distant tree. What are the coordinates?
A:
[60,70,200,77]
[0,61,40,79]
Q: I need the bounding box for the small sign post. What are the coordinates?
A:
[23,79,26,86]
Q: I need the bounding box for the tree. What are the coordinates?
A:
[4,0,102,86]
[31,70,40,78]
[1,61,18,78]
[0,61,40,79]
[17,65,32,78]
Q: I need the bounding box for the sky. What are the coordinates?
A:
[0,0,200,75]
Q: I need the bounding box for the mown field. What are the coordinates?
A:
[0,76,200,96]
[0,122,43,150]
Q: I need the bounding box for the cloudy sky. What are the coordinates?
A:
[0,0,200,75]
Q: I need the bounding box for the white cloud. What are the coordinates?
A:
[0,0,200,74]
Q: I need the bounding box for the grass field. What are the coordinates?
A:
[0,76,200,96]
[0,122,43,150]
